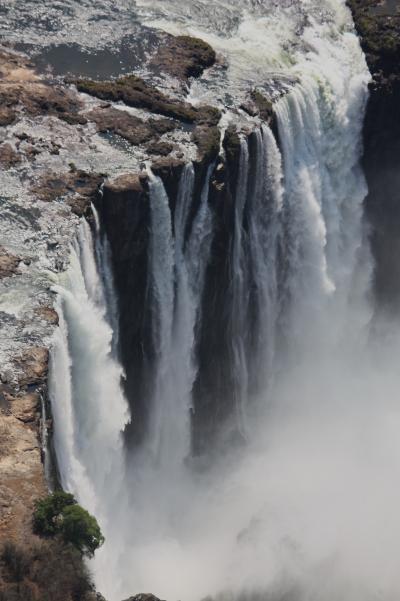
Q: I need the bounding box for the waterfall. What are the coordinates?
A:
[48,2,400,600]
[229,123,286,434]
[230,138,250,436]
[92,202,121,353]
[146,164,215,468]
[49,219,129,525]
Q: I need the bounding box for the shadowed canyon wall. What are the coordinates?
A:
[349,0,400,313]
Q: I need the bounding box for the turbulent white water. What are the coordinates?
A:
[46,1,400,601]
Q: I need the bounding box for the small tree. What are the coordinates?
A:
[60,505,105,558]
[33,491,104,557]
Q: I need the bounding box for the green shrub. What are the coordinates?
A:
[33,492,104,557]
[60,505,105,558]
[33,490,76,536]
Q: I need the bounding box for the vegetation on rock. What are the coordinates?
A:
[75,75,199,122]
[75,75,220,126]
[347,0,400,78]
[0,539,94,601]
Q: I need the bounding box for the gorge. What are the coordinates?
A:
[1,1,400,600]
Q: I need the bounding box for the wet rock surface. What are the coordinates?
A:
[98,173,152,446]
[349,0,400,313]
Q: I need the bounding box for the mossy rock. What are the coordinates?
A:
[75,76,199,123]
[151,34,216,80]
[251,90,274,122]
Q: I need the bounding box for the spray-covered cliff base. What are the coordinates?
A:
[1,0,400,600]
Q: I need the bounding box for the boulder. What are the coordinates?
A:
[151,34,216,80]
[123,595,166,601]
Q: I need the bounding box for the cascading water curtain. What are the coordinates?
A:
[49,218,130,588]
[49,3,400,600]
[146,164,215,470]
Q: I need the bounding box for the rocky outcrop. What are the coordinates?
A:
[0,49,86,126]
[122,595,165,601]
[75,75,202,123]
[0,246,20,279]
[150,34,216,80]
[0,142,21,169]
[32,169,104,217]
[86,105,177,148]
[0,387,46,542]
[13,347,49,389]
[0,336,101,600]
[348,0,400,313]
[74,71,221,162]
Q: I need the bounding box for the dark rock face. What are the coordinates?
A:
[95,127,243,452]
[348,0,400,314]
[97,123,246,453]
[191,133,242,454]
[97,174,153,445]
[363,76,400,311]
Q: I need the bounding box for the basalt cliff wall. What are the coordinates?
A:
[348,0,400,314]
